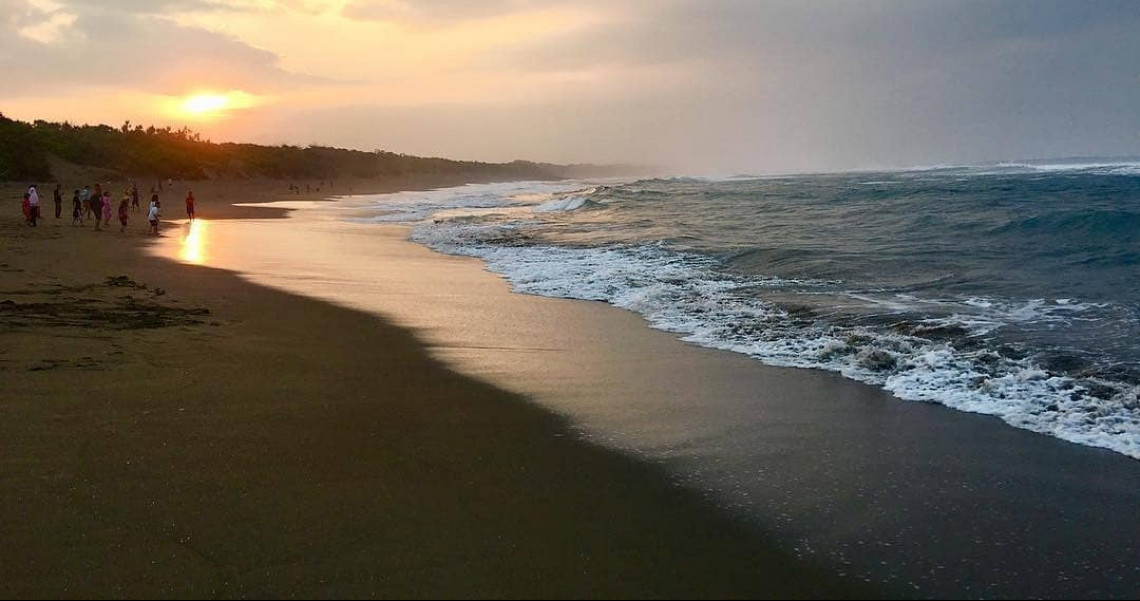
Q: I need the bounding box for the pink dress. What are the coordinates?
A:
[102,194,112,222]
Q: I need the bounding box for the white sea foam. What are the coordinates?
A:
[352,180,571,223]
[996,161,1140,175]
[361,181,1140,461]
[533,195,592,212]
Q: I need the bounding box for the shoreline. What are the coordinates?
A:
[178,183,1140,599]
[0,178,874,598]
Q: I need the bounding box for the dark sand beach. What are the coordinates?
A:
[0,179,873,599]
[7,177,1140,599]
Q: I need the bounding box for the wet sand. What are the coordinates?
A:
[0,180,872,598]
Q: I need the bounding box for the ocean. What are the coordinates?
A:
[357,161,1140,461]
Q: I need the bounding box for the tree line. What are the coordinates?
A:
[0,113,632,182]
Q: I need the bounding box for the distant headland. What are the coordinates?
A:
[0,113,643,183]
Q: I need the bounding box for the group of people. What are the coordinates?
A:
[287,180,334,194]
[20,182,196,235]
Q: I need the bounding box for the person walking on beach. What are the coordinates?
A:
[27,185,40,227]
[71,190,82,226]
[185,190,196,221]
[130,184,140,212]
[117,195,130,233]
[90,187,104,230]
[21,192,31,225]
[147,198,161,235]
[53,184,62,219]
[89,184,102,223]
[80,185,91,222]
[101,190,112,226]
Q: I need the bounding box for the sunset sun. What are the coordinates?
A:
[167,90,260,120]
[181,93,229,116]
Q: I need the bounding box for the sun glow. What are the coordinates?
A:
[182,94,229,115]
[165,91,261,120]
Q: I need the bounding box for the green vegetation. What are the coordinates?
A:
[0,113,630,182]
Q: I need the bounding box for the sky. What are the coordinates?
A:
[2,0,1139,174]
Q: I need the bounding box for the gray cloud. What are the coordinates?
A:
[0,0,329,97]
[61,0,229,12]
[342,0,557,24]
[8,0,240,21]
[461,0,1140,171]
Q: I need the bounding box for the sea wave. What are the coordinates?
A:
[351,180,573,223]
[352,173,1140,461]
[995,161,1140,175]
[533,195,598,212]
[989,210,1140,239]
[408,219,1140,460]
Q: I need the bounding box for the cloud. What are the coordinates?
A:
[0,0,327,97]
[59,0,246,14]
[342,0,557,24]
[16,7,77,43]
[451,0,1140,170]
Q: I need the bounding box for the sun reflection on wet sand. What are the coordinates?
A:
[178,219,208,265]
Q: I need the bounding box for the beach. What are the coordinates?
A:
[6,2,1138,597]
[6,175,1140,599]
[0,179,871,599]
[148,180,1140,599]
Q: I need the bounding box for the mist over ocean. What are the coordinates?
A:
[358,160,1140,460]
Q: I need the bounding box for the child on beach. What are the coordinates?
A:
[71,190,82,225]
[102,191,112,225]
[147,199,160,235]
[185,190,196,221]
[118,196,130,233]
[80,186,91,221]
[21,192,30,225]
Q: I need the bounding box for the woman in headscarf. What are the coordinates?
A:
[27,185,40,227]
